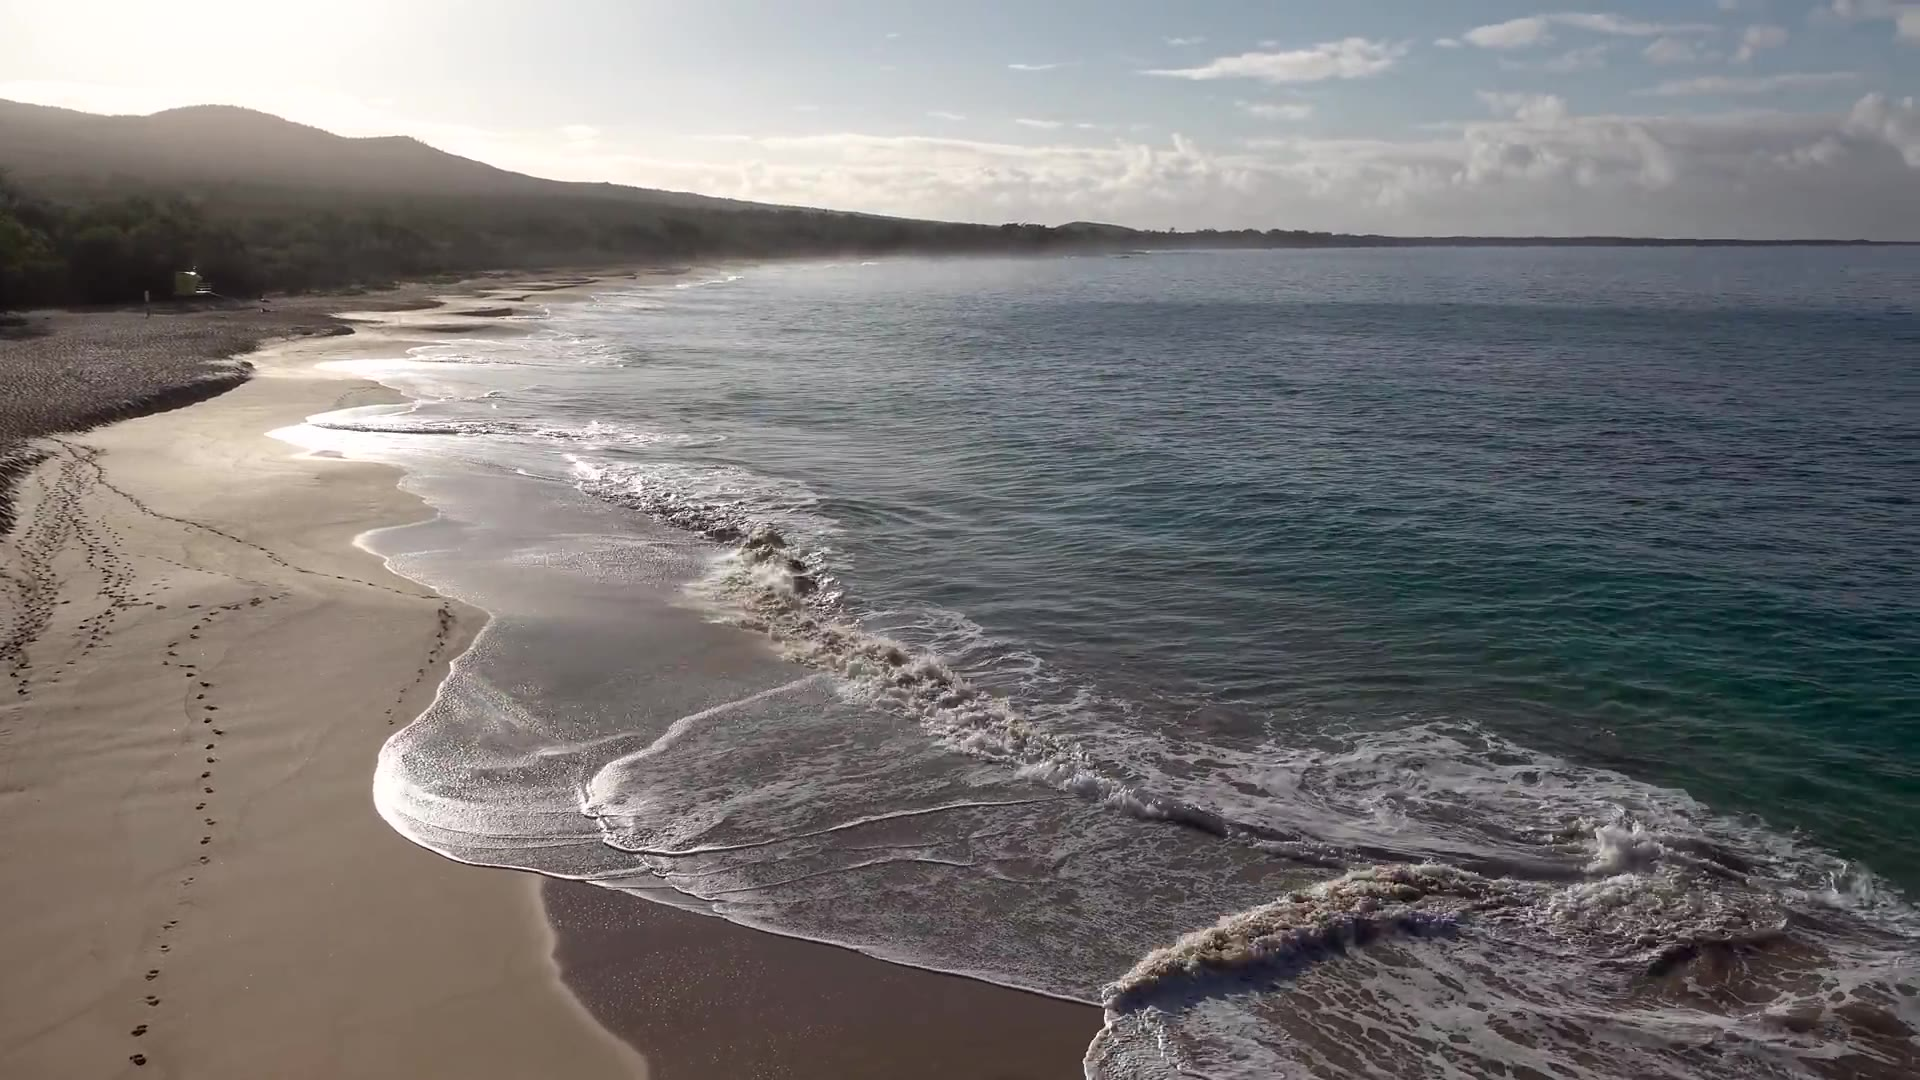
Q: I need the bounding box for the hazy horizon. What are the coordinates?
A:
[5,0,1919,239]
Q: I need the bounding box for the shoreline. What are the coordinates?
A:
[1,270,1100,1079]
[314,275,1105,1079]
[0,282,649,1079]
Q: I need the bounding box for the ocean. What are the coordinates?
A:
[284,248,1920,1079]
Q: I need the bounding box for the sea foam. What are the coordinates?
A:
[571,448,1920,1080]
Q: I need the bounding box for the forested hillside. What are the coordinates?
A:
[0,101,1109,308]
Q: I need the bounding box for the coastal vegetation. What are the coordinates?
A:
[0,101,1139,309]
[0,170,1102,309]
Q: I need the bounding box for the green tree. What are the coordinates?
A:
[0,209,58,309]
[66,224,135,303]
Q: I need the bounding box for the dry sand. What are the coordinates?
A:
[0,282,1100,1079]
[0,308,647,1079]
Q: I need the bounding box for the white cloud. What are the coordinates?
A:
[1145,38,1407,84]
[1238,101,1315,120]
[927,110,967,121]
[1165,36,1206,47]
[1466,17,1556,48]
[1008,62,1064,72]
[1736,25,1790,61]
[1463,12,1716,49]
[1554,13,1715,35]
[1643,71,1862,95]
[1478,91,1571,123]
[560,124,599,144]
[1820,0,1920,43]
[1015,117,1064,129]
[1847,93,1920,163]
[611,94,1920,239]
[1435,37,1464,48]
[884,31,901,40]
[1644,36,1708,64]
[1825,0,1901,18]
[1503,43,1613,72]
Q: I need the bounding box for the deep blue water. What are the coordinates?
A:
[303,248,1920,1079]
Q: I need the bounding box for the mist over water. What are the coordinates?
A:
[292,249,1920,1078]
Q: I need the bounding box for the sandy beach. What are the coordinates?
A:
[0,283,1098,1079]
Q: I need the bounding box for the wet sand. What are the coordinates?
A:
[550,880,1099,1079]
[0,280,1100,1079]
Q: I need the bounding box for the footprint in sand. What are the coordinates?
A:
[130,1025,147,1036]
[129,1053,146,1065]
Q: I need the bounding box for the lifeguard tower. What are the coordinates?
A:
[171,269,211,297]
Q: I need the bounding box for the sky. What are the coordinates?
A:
[3,0,1919,238]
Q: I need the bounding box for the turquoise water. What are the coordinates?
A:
[567,249,1920,887]
[301,248,1920,1079]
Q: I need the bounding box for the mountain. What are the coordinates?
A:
[0,100,1105,309]
[1056,221,1143,238]
[0,100,765,213]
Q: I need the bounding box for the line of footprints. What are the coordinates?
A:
[126,591,456,1067]
[130,593,283,1069]
[387,602,458,725]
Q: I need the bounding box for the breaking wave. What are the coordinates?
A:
[311,411,721,448]
[567,447,1920,1080]
[571,455,1357,859]
[1100,864,1503,1010]
[404,333,632,368]
[675,273,744,290]
[568,454,1912,893]
[1092,857,1918,1080]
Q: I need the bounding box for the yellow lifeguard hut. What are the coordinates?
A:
[171,269,207,297]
